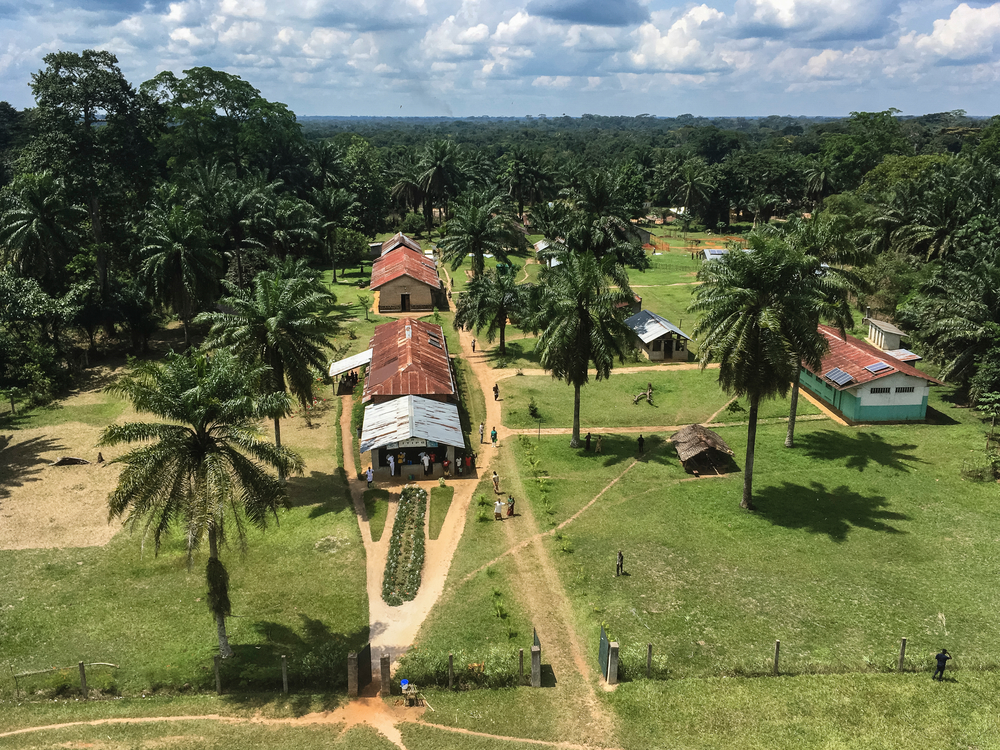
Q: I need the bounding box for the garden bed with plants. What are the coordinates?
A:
[382,485,427,606]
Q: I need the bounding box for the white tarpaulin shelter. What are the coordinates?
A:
[328,348,373,378]
[360,395,464,454]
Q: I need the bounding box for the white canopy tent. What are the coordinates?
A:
[328,348,373,378]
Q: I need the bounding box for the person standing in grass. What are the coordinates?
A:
[596,435,603,454]
[494,499,504,520]
[585,432,591,451]
[479,422,485,444]
[933,649,952,680]
[507,496,515,517]
[637,434,645,455]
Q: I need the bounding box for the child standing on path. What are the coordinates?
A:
[472,338,476,352]
[492,471,500,494]
[479,422,485,444]
[491,427,498,447]
[493,383,499,401]
[366,466,374,488]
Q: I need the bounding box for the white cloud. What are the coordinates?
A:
[628,5,729,73]
[532,74,572,87]
[302,28,353,58]
[910,2,1000,62]
[422,15,490,59]
[733,0,900,42]
[220,0,267,19]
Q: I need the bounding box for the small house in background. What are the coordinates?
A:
[799,325,942,423]
[864,316,921,363]
[368,241,383,258]
[381,232,422,256]
[670,424,735,474]
[625,309,690,361]
[628,225,653,246]
[369,247,442,313]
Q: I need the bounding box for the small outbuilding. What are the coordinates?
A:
[670,424,735,474]
[625,309,690,361]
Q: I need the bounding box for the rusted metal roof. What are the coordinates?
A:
[381,232,422,255]
[805,325,943,391]
[328,348,373,377]
[363,319,456,402]
[671,424,734,464]
[369,247,441,290]
[360,395,465,453]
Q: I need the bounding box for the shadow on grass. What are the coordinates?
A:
[0,433,64,499]
[753,480,908,542]
[582,434,675,468]
[540,664,557,688]
[925,406,960,426]
[796,430,923,472]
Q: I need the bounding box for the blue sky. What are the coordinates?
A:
[2,0,1000,116]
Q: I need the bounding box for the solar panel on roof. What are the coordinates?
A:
[864,361,892,374]
[825,367,854,386]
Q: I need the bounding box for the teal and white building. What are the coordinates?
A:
[799,325,942,423]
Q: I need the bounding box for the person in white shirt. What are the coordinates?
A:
[421,452,431,476]
[494,499,505,520]
[387,454,395,476]
[366,466,374,488]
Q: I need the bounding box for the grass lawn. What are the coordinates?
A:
[363,488,391,542]
[428,485,454,540]
[521,386,1000,682]
[0,393,369,701]
[501,369,819,430]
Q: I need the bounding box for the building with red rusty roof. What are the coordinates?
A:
[799,325,942,423]
[381,232,422,255]
[369,247,441,313]
[363,318,456,405]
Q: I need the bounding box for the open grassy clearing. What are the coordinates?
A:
[0,389,369,701]
[629,249,703,287]
[363,488,391,542]
[518,387,1000,683]
[501,368,820,430]
[428,485,454,540]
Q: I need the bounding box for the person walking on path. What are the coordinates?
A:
[616,550,624,577]
[492,471,500,494]
[493,383,499,401]
[585,432,591,451]
[479,422,485,444]
[637,434,645,455]
[387,454,395,477]
[596,435,603,454]
[494,499,505,520]
[366,466,374,488]
[472,338,476,352]
[933,649,952,680]
[491,427,498,447]
[506,496,515,517]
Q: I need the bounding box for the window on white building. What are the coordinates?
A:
[870,387,891,395]
[895,386,915,394]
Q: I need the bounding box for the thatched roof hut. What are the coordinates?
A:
[670,424,734,473]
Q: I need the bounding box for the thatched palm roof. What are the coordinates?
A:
[670,424,734,464]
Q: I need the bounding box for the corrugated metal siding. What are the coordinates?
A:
[370,247,441,290]
[363,319,456,401]
[360,395,465,453]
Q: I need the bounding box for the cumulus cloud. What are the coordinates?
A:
[526,0,648,27]
[908,2,1000,63]
[733,0,900,42]
[626,5,729,73]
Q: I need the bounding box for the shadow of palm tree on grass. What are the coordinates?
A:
[797,430,923,472]
[754,480,909,542]
[0,434,64,500]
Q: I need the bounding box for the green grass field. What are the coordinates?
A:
[428,485,454,541]
[363,488,391,542]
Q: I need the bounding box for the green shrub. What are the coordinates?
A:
[396,644,523,689]
[382,485,428,606]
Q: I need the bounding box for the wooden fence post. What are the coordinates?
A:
[347,652,359,698]
[282,655,288,694]
[647,643,653,678]
[78,662,87,700]
[380,654,392,697]
[519,648,524,682]
[448,653,454,689]
[531,646,541,688]
[773,640,780,676]
[213,656,222,694]
[898,638,907,673]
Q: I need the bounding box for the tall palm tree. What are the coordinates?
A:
[675,158,714,233]
[141,203,222,347]
[691,235,825,509]
[308,140,346,190]
[529,251,635,447]
[311,186,359,282]
[0,172,85,290]
[439,190,519,276]
[418,139,462,232]
[195,258,337,459]
[454,264,527,356]
[253,196,320,260]
[804,159,838,213]
[99,350,303,658]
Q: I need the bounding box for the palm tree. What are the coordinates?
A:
[311,187,359,281]
[99,350,303,658]
[675,158,714,234]
[418,139,462,232]
[141,203,222,347]
[0,172,85,290]
[804,160,838,213]
[529,251,635,447]
[454,264,527,356]
[195,258,337,459]
[691,234,826,509]
[308,140,346,190]
[253,196,320,260]
[438,191,519,276]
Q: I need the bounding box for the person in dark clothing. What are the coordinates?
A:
[585,432,591,451]
[933,649,951,680]
[637,434,645,455]
[507,496,515,517]
[616,550,624,576]
[493,383,499,401]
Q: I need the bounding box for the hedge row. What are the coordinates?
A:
[382,485,427,606]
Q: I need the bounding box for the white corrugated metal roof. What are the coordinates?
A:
[360,396,465,454]
[328,348,373,377]
[867,318,908,336]
[625,310,690,344]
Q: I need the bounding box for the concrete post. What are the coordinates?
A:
[898,637,907,672]
[448,653,454,689]
[347,652,359,698]
[773,640,780,676]
[78,662,87,700]
[282,655,288,694]
[531,646,541,688]
[380,654,392,697]
[213,656,222,694]
[647,643,653,678]
[607,643,620,686]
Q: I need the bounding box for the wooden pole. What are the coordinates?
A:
[898,638,907,673]
[282,655,288,694]
[773,640,780,676]
[647,643,653,678]
[519,648,524,682]
[78,662,87,700]
[214,656,222,694]
[448,653,454,689]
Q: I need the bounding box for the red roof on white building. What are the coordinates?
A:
[806,325,943,391]
[363,319,456,402]
[369,247,441,290]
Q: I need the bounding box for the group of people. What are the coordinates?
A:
[494,496,515,520]
[342,370,360,388]
[480,422,498,448]
[583,432,603,453]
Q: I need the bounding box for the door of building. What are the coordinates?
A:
[401,294,411,312]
